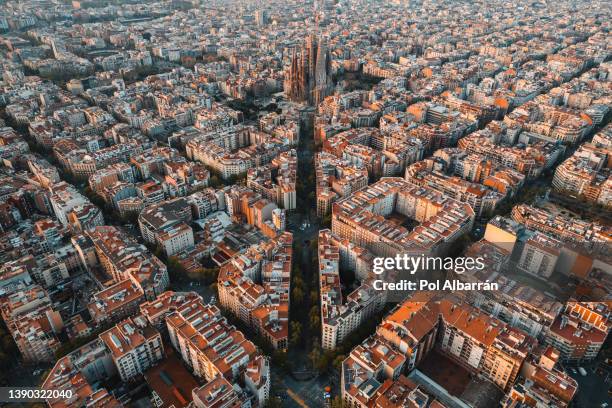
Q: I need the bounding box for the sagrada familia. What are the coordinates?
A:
[284,32,334,106]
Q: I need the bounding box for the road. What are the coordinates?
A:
[267,111,334,407]
[564,358,611,408]
[272,369,330,408]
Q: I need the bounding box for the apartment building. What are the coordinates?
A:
[99,316,164,382]
[138,290,202,331]
[406,161,503,217]
[217,232,292,350]
[341,336,407,408]
[319,229,385,350]
[42,339,118,408]
[246,149,297,211]
[86,226,169,300]
[0,284,63,362]
[332,177,474,257]
[315,152,368,217]
[545,302,610,363]
[342,294,537,408]
[166,298,258,381]
[552,141,611,208]
[190,376,247,408]
[88,279,145,326]
[502,347,578,407]
[244,355,271,407]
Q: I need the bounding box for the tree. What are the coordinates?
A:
[1,335,15,352]
[152,245,164,260]
[190,267,219,285]
[227,172,247,185]
[293,275,304,291]
[310,314,320,332]
[294,242,304,257]
[271,349,290,372]
[292,263,302,281]
[330,396,344,408]
[447,233,473,258]
[309,305,320,331]
[263,397,283,408]
[314,350,330,372]
[290,321,302,347]
[309,238,318,252]
[292,286,304,305]
[209,174,223,188]
[167,256,187,282]
[0,323,18,385]
[321,213,332,227]
[308,343,323,369]
[310,289,319,305]
[332,354,346,371]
